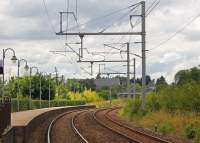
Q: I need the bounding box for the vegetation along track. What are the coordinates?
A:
[94,108,173,143]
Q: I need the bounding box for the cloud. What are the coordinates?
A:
[0,0,200,83]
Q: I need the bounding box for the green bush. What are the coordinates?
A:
[159,122,174,135]
[185,121,200,140]
[146,93,161,112]
[97,90,109,100]
[122,97,147,119]
[195,130,200,143]
[11,99,86,112]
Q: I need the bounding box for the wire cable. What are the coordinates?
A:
[149,13,200,51]
[41,0,56,33]
[100,5,140,33]
[64,2,141,32]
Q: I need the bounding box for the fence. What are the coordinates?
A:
[0,97,11,138]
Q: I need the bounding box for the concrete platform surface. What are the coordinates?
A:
[11,106,72,126]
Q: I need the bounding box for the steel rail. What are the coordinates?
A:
[71,111,89,143]
[105,108,173,143]
[47,109,87,143]
[47,111,75,143]
[93,109,141,143]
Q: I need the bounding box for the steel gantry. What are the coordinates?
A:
[56,1,146,109]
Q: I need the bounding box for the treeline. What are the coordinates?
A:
[124,66,200,116]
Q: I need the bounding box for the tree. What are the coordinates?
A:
[4,75,56,100]
[96,73,101,79]
[175,67,200,85]
[156,76,168,86]
[131,75,153,86]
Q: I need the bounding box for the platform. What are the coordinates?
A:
[2,105,95,143]
[11,107,68,126]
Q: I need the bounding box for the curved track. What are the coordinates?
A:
[71,111,89,143]
[47,110,88,143]
[94,108,173,143]
[73,109,133,143]
[29,107,175,143]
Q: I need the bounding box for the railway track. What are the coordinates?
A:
[44,107,175,143]
[71,111,89,143]
[106,108,173,143]
[47,110,87,143]
[72,109,132,143]
[94,108,173,143]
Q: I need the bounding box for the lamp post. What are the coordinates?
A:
[2,48,17,100]
[17,59,29,111]
[29,66,39,110]
[48,73,51,108]
[39,72,48,109]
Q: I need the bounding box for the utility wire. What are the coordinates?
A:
[149,13,200,51]
[42,0,80,69]
[42,0,56,33]
[130,0,160,29]
[65,2,141,31]
[100,5,140,33]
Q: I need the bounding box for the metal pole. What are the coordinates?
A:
[48,74,51,108]
[80,35,84,58]
[109,87,112,106]
[127,42,130,90]
[29,69,32,110]
[17,61,20,111]
[39,74,42,109]
[2,49,5,101]
[99,64,100,73]
[141,1,146,109]
[133,58,136,98]
[55,67,58,85]
[91,62,93,76]
[2,49,5,85]
[60,12,62,33]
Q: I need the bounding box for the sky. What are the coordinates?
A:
[0,0,200,83]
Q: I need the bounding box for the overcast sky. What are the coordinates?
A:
[0,0,200,83]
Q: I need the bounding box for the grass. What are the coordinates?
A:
[119,108,200,141]
[88,98,128,108]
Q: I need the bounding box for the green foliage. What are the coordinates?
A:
[97,90,109,100]
[175,67,200,85]
[83,89,102,102]
[4,75,56,100]
[68,89,102,102]
[67,79,96,92]
[55,84,69,99]
[156,76,168,91]
[122,97,147,118]
[146,92,161,112]
[159,122,174,135]
[185,121,200,141]
[11,99,86,112]
[158,81,200,112]
[131,75,153,86]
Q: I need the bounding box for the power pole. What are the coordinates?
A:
[141,1,146,109]
[133,58,136,98]
[56,1,146,105]
[127,42,130,89]
[55,67,58,85]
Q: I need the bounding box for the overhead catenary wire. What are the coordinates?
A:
[42,0,56,34]
[42,0,85,74]
[100,4,140,33]
[64,2,141,32]
[130,0,160,29]
[149,12,200,51]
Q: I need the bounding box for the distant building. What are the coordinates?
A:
[95,78,120,89]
